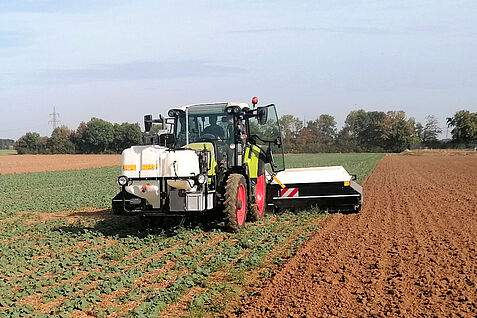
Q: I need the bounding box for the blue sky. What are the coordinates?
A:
[0,0,476,139]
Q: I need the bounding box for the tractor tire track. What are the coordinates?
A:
[236,155,477,317]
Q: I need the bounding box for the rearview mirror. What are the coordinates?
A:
[144,114,152,132]
[257,107,268,125]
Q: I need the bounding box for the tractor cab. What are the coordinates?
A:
[163,102,285,173]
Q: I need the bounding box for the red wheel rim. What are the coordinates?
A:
[237,184,246,225]
[256,174,265,215]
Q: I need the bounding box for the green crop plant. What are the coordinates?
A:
[0,153,383,317]
[0,166,120,217]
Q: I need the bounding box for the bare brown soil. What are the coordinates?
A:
[401,149,477,156]
[0,154,120,174]
[237,155,477,317]
[21,208,114,224]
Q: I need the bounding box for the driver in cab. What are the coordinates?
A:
[203,115,225,139]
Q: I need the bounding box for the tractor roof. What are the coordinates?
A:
[170,102,250,112]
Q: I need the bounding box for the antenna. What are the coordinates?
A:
[49,107,61,130]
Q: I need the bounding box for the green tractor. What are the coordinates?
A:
[112,98,285,231]
[112,97,363,231]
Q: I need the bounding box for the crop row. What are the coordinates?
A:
[0,210,323,317]
[0,166,119,217]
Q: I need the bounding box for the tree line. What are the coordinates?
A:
[14,118,142,154]
[11,109,477,154]
[280,109,477,153]
[0,139,14,149]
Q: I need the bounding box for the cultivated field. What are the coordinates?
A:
[5,153,474,317]
[0,153,382,317]
[0,154,120,175]
[238,155,477,317]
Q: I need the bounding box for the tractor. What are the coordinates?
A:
[112,98,362,231]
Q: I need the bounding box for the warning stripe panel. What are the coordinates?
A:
[288,188,299,197]
[280,188,299,197]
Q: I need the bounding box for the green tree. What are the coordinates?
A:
[0,139,14,149]
[47,126,75,154]
[279,115,303,140]
[70,122,87,153]
[81,118,115,153]
[379,111,416,152]
[342,110,387,152]
[294,127,316,152]
[14,132,47,154]
[113,123,143,152]
[307,114,337,145]
[279,115,303,152]
[446,110,477,146]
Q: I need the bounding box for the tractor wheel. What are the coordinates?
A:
[224,174,247,232]
[248,174,266,222]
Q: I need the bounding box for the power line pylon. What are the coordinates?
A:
[49,107,61,130]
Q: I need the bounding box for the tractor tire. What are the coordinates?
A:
[224,174,247,232]
[248,173,266,222]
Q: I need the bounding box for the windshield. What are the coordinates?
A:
[174,104,235,147]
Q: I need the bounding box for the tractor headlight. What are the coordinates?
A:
[226,106,241,114]
[118,175,129,186]
[196,174,207,185]
[168,109,176,117]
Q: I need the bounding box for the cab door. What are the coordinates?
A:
[247,104,285,173]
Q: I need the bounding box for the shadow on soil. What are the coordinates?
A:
[56,206,355,239]
[56,209,226,238]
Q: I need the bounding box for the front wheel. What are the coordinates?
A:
[224,174,247,232]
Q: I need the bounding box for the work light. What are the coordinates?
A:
[117,176,129,186]
[196,174,207,185]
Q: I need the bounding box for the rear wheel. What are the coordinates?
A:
[248,173,266,221]
[224,174,247,232]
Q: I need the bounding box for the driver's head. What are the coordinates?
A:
[209,115,217,125]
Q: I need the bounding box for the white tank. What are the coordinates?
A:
[161,150,200,177]
[121,147,141,178]
[121,146,201,205]
[121,145,167,178]
[140,146,164,178]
